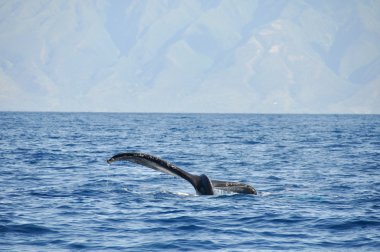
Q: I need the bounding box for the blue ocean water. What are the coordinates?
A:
[0,112,379,251]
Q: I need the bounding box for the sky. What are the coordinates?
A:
[0,0,379,113]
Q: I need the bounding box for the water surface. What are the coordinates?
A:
[0,112,379,250]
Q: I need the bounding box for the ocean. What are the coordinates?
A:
[0,112,379,251]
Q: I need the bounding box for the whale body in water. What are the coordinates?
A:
[107,152,257,195]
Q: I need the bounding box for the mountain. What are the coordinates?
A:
[0,0,379,113]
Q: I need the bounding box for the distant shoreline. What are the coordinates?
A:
[1,111,379,116]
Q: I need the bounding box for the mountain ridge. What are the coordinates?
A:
[0,0,379,113]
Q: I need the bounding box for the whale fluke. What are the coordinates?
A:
[107,152,257,195]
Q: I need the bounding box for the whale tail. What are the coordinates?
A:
[107,152,256,195]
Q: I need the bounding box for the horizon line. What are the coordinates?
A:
[1,110,379,116]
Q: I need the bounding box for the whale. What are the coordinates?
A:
[107,152,257,195]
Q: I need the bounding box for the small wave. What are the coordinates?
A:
[259,191,273,197]
[267,175,282,181]
[326,220,380,230]
[173,192,193,197]
[0,223,56,234]
[67,242,89,250]
[29,190,71,198]
[152,190,196,198]
[242,140,260,145]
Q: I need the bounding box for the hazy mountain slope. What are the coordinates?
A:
[0,0,379,113]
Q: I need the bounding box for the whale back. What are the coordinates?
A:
[195,174,214,195]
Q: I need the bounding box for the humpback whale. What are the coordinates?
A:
[107,152,257,195]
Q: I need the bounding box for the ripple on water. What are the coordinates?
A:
[1,113,379,251]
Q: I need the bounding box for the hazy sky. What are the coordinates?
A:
[0,0,379,113]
